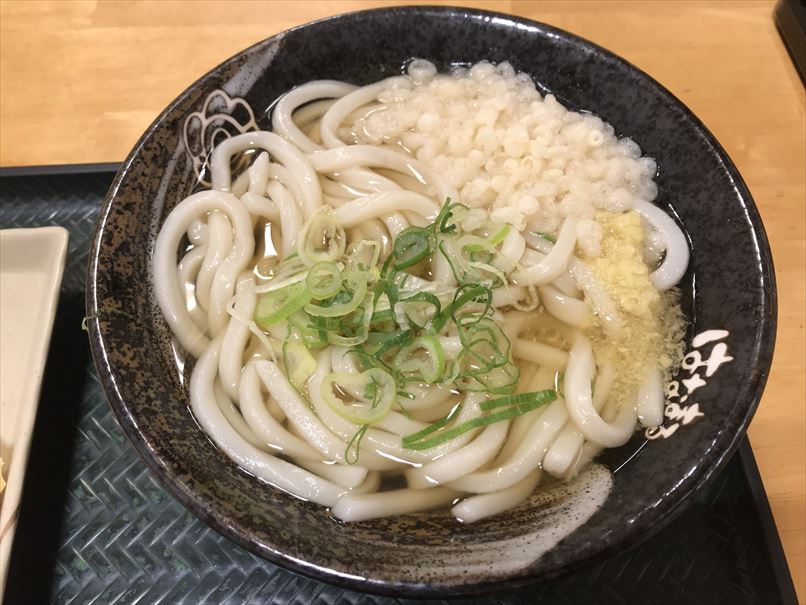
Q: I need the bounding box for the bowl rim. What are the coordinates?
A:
[86,4,778,597]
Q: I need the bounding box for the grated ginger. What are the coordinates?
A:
[589,211,660,319]
[585,211,686,410]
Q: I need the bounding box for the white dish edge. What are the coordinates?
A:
[0,226,69,600]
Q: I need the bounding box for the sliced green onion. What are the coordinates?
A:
[488,223,510,246]
[455,316,519,394]
[282,340,317,391]
[344,424,369,464]
[403,401,548,450]
[393,227,433,270]
[287,311,328,348]
[394,335,446,384]
[432,284,491,332]
[369,308,393,324]
[460,362,520,395]
[306,262,342,300]
[304,278,367,318]
[263,196,536,430]
[555,370,565,398]
[254,270,307,294]
[328,331,371,347]
[533,231,557,244]
[325,304,373,347]
[467,260,506,287]
[434,198,468,234]
[458,234,497,254]
[364,329,414,369]
[402,391,556,450]
[297,207,346,265]
[322,368,396,425]
[398,291,442,328]
[346,239,380,273]
[366,328,413,349]
[469,249,495,264]
[400,403,463,445]
[478,390,557,411]
[395,401,414,420]
[436,239,464,283]
[255,281,310,327]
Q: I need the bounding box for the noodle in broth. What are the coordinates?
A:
[153,60,689,523]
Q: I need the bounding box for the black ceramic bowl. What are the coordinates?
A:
[87,5,776,597]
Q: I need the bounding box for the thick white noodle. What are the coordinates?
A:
[331,486,459,522]
[239,362,324,460]
[287,84,415,239]
[495,230,526,273]
[231,170,251,199]
[295,99,338,130]
[187,219,207,245]
[564,441,603,480]
[308,146,458,203]
[265,162,306,207]
[176,245,207,330]
[195,211,232,315]
[633,200,689,290]
[399,383,456,411]
[272,81,358,152]
[319,80,402,149]
[211,131,322,219]
[543,363,615,477]
[569,259,624,339]
[241,192,280,223]
[512,219,576,286]
[564,336,637,448]
[308,354,484,466]
[329,349,430,435]
[214,382,264,449]
[513,338,569,369]
[306,356,420,470]
[190,338,344,506]
[452,470,541,524]
[412,397,462,422]
[635,366,665,428]
[494,367,555,464]
[491,285,528,308]
[538,284,592,328]
[153,190,254,358]
[447,396,569,494]
[331,167,401,194]
[255,360,356,464]
[297,460,368,489]
[267,180,302,257]
[333,190,439,227]
[552,270,582,298]
[405,420,509,488]
[350,471,382,495]
[248,152,271,195]
[218,274,255,400]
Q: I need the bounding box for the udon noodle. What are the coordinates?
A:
[153,60,689,523]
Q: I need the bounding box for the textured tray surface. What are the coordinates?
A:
[0,171,796,605]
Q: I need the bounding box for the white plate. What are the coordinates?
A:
[0,227,68,599]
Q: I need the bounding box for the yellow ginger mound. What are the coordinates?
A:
[585,211,686,411]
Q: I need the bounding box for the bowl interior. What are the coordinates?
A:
[88,6,775,596]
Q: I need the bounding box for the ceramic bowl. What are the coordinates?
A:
[87,6,776,597]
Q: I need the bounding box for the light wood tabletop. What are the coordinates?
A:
[1,0,804,599]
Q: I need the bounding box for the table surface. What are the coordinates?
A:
[1,0,803,600]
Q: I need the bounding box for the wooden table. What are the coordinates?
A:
[2,0,804,599]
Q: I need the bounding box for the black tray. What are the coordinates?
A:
[0,167,797,605]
